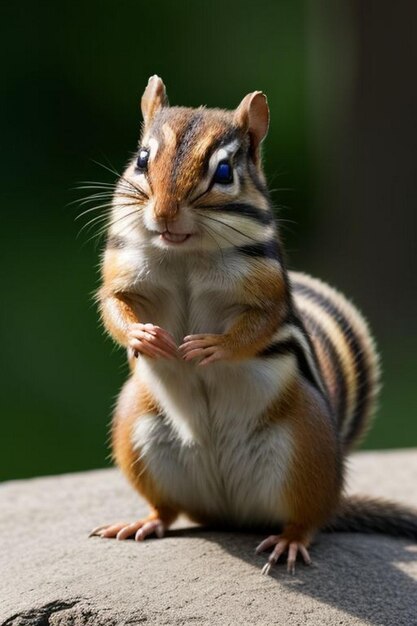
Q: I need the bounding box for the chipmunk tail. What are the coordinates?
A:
[323,495,417,540]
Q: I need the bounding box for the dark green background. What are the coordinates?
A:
[1,1,416,480]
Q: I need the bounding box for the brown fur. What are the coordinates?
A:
[294,294,357,424]
[220,260,289,359]
[112,376,178,526]
[146,107,242,217]
[98,292,140,347]
[291,271,380,448]
[262,379,342,543]
[101,248,137,288]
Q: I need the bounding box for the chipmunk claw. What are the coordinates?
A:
[261,562,272,576]
[89,525,109,538]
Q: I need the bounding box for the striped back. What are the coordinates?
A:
[290,271,380,450]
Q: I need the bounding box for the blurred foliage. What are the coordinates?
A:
[1,0,416,480]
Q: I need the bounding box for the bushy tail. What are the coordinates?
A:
[323,495,417,540]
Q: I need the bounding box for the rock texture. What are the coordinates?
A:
[1,450,417,626]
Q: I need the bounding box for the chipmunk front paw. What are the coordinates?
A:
[179,334,231,365]
[128,323,178,360]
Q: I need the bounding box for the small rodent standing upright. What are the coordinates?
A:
[90,75,417,574]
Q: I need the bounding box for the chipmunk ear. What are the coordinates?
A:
[234,91,269,162]
[141,75,169,125]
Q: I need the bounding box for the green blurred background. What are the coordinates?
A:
[1,1,416,480]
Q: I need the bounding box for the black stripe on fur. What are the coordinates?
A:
[301,310,348,425]
[293,282,371,446]
[199,202,273,226]
[236,239,280,261]
[260,338,324,397]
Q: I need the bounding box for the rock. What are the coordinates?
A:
[1,450,417,626]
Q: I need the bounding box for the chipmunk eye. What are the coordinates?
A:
[213,160,233,185]
[136,149,149,171]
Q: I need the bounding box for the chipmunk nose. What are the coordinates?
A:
[154,197,179,221]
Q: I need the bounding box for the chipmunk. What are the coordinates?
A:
[90,75,417,574]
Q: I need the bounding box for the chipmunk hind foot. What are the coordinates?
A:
[256,526,313,575]
[89,508,177,542]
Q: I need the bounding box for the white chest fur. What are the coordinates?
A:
[126,249,296,526]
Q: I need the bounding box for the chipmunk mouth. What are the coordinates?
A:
[161,231,191,244]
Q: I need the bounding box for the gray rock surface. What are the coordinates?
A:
[1,450,417,626]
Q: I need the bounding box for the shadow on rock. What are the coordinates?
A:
[164,526,417,626]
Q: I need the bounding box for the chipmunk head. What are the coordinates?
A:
[111,75,275,251]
